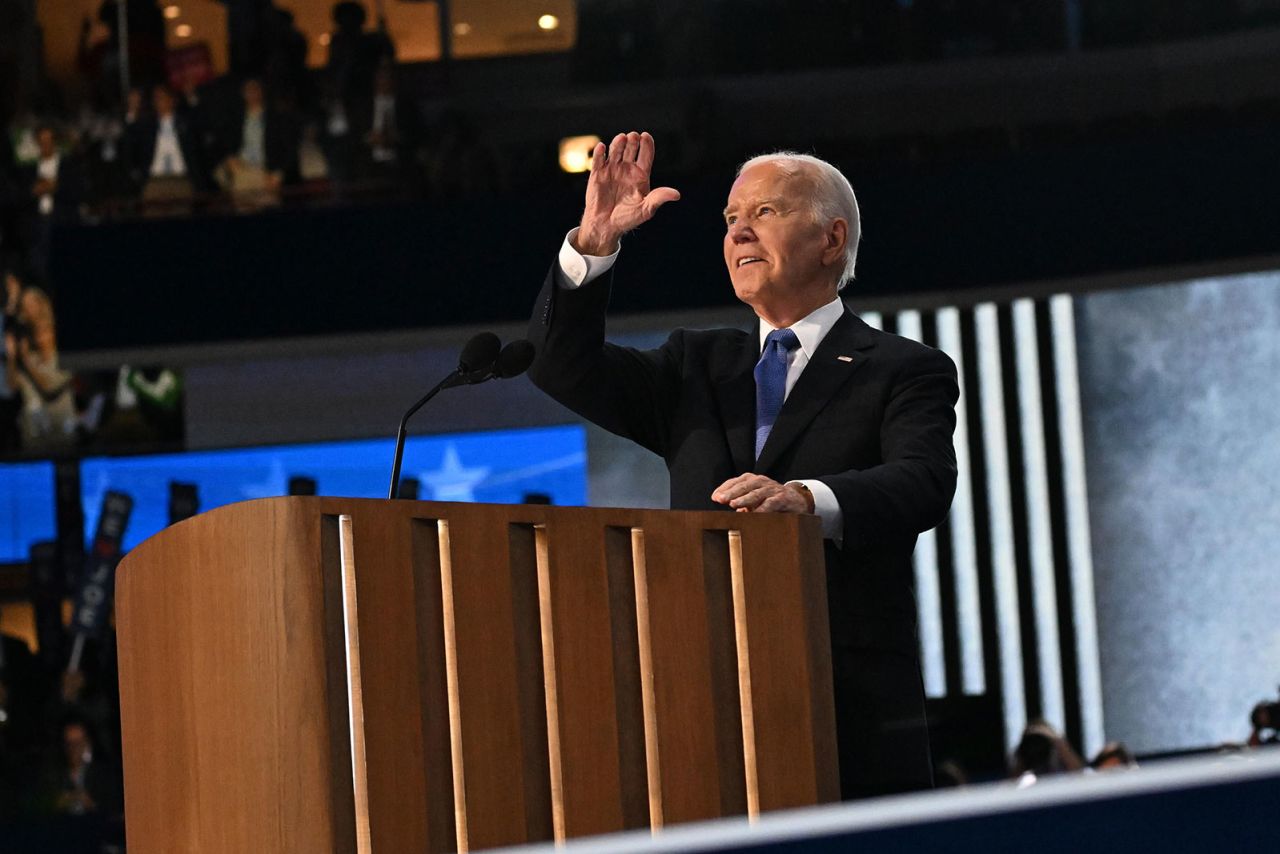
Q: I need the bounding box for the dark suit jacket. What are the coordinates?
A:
[126,113,214,192]
[528,264,960,797]
[219,107,303,186]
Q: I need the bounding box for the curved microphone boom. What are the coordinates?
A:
[388,332,501,499]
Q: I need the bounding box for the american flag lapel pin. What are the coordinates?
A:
[837,355,854,363]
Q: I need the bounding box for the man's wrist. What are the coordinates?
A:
[574,223,620,257]
[787,481,816,513]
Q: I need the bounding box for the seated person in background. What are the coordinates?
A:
[4,286,77,450]
[215,77,301,209]
[127,85,212,212]
[1010,719,1085,787]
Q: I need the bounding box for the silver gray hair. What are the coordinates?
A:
[736,151,861,288]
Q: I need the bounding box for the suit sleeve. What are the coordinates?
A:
[817,346,959,552]
[527,263,681,457]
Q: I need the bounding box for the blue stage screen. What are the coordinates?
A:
[0,461,57,563]
[82,425,588,552]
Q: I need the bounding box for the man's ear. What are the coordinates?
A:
[823,219,848,268]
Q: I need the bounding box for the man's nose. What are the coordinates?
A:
[728,222,755,243]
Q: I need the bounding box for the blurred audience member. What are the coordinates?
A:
[175,64,222,172]
[1089,741,1137,771]
[39,715,124,818]
[364,61,419,187]
[23,124,85,282]
[322,0,395,191]
[1248,692,1279,747]
[0,268,22,451]
[1010,719,1084,787]
[85,1,168,95]
[263,5,312,112]
[128,84,211,214]
[215,78,300,210]
[215,0,270,78]
[5,285,77,450]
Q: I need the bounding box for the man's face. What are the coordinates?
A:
[723,161,840,318]
[153,87,175,116]
[243,80,264,110]
[64,723,91,767]
[36,129,56,158]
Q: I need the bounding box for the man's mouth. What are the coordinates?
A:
[736,257,763,268]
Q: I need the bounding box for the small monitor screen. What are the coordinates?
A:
[82,425,588,552]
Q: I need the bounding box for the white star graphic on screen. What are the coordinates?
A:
[418,444,490,502]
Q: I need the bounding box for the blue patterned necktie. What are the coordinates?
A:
[754,327,800,460]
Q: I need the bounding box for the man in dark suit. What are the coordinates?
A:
[126,85,214,210]
[528,131,959,799]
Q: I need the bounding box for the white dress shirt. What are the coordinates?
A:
[150,115,188,177]
[36,154,59,215]
[557,228,846,540]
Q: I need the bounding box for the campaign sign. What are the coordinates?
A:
[72,491,133,638]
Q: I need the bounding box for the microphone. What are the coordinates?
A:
[388,332,502,499]
[492,339,536,379]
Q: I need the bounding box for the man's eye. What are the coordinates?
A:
[759,206,774,215]
[725,216,737,226]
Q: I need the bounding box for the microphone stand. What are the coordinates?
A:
[388,373,453,499]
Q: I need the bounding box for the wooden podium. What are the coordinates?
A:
[116,497,838,853]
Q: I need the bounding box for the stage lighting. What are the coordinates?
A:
[559,135,602,173]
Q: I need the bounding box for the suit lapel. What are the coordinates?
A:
[713,328,760,476]
[755,308,877,475]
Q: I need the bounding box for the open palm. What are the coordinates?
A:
[576,131,680,255]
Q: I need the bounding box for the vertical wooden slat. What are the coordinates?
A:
[507,525,555,844]
[337,516,373,854]
[535,519,631,839]
[604,527,651,831]
[320,517,357,854]
[726,531,760,819]
[698,532,747,817]
[630,527,664,830]
[347,505,429,853]
[635,521,724,824]
[532,526,566,841]
[436,520,470,853]
[409,520,458,854]
[735,516,839,809]
[443,508,549,850]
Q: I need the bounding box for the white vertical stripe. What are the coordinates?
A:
[974,303,1027,748]
[1050,294,1106,757]
[897,310,946,699]
[859,310,883,330]
[935,307,986,694]
[1012,299,1066,730]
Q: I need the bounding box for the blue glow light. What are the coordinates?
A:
[82,425,588,552]
[0,461,57,563]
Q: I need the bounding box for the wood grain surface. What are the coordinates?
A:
[116,498,834,853]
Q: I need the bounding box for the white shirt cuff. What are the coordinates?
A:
[794,479,843,545]
[558,227,620,288]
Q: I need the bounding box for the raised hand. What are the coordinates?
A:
[574,131,680,256]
